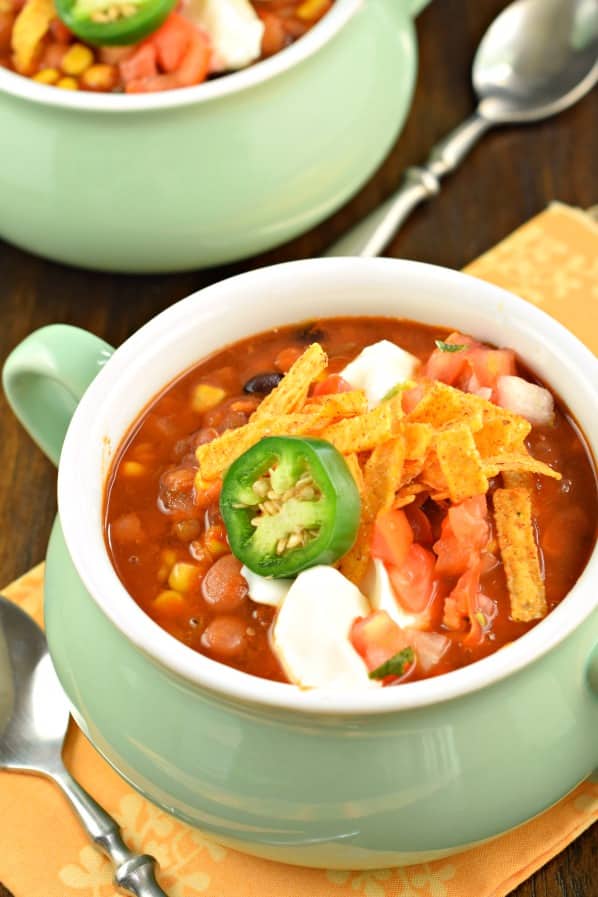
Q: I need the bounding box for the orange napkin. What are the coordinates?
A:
[1,202,597,897]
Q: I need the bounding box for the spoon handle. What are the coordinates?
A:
[324,112,492,257]
[53,766,170,897]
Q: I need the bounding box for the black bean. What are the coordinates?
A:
[295,323,327,343]
[243,372,284,395]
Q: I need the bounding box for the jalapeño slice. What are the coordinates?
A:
[220,436,361,578]
[55,0,176,46]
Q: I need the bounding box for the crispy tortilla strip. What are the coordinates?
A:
[435,426,488,502]
[196,421,273,480]
[251,343,327,421]
[483,453,561,481]
[302,390,368,419]
[393,482,427,509]
[11,0,54,72]
[321,395,403,454]
[340,437,406,585]
[399,457,427,487]
[502,470,535,490]
[475,410,531,457]
[404,422,434,460]
[408,382,483,430]
[343,453,365,495]
[408,382,531,457]
[393,493,417,508]
[439,407,484,433]
[493,488,546,621]
[420,453,446,492]
[196,411,333,480]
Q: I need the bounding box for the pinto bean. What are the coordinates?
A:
[158,466,196,514]
[202,554,248,612]
[200,616,248,659]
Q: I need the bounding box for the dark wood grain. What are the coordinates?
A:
[0,0,596,894]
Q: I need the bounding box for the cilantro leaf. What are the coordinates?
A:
[434,340,466,353]
[368,646,415,681]
[382,383,402,401]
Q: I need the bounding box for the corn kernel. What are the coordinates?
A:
[297,0,329,21]
[33,68,60,85]
[154,590,186,612]
[203,526,229,560]
[61,43,94,76]
[191,384,226,414]
[80,63,117,92]
[122,461,146,477]
[161,548,177,566]
[56,77,78,90]
[168,562,201,593]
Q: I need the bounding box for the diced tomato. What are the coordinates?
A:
[404,505,433,544]
[371,509,413,568]
[448,495,488,546]
[425,332,477,385]
[468,347,516,395]
[350,611,412,674]
[388,544,436,614]
[125,14,211,93]
[312,374,353,397]
[442,562,495,645]
[434,495,489,577]
[425,332,515,400]
[120,43,158,84]
[442,562,481,631]
[151,11,190,72]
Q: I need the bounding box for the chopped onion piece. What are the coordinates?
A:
[408,630,450,673]
[496,375,555,426]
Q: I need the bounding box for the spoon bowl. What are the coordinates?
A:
[0,598,69,776]
[474,0,598,122]
[0,594,170,897]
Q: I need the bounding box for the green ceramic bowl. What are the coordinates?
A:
[3,258,598,869]
[0,0,430,273]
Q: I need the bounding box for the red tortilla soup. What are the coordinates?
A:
[104,317,597,690]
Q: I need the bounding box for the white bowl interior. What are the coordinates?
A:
[58,258,598,714]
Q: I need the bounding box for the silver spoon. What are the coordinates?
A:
[324,0,598,257]
[0,595,169,897]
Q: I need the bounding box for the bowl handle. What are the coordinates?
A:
[2,325,114,467]
[408,0,433,17]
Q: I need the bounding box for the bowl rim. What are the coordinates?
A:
[0,0,362,112]
[57,257,598,716]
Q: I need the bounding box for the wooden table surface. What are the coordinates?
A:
[1,0,596,894]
